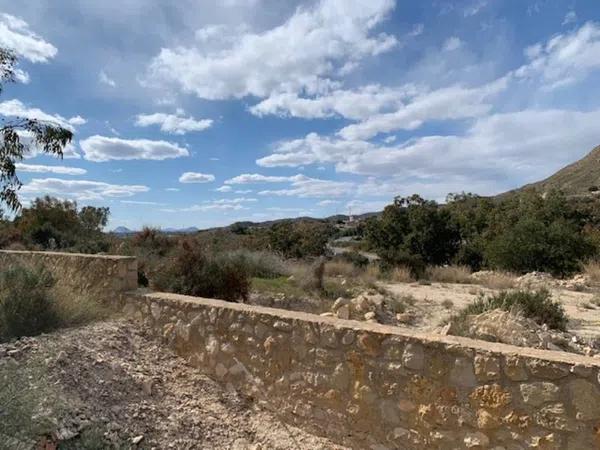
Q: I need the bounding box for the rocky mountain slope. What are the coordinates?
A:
[512,144,600,196]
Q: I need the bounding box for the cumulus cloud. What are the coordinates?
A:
[99,70,116,87]
[337,77,509,140]
[146,0,397,100]
[257,175,354,198]
[135,112,213,134]
[15,130,81,159]
[0,13,57,62]
[562,11,577,26]
[443,36,463,51]
[80,135,189,162]
[249,84,420,120]
[225,173,294,184]
[161,197,256,213]
[15,163,86,175]
[515,22,600,90]
[21,178,149,201]
[179,172,216,183]
[0,99,83,132]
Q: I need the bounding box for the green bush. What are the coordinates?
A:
[223,250,288,279]
[155,240,250,302]
[458,289,567,331]
[0,265,58,341]
[340,251,369,268]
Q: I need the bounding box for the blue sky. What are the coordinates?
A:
[1,0,599,230]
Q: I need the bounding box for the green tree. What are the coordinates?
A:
[0,48,73,211]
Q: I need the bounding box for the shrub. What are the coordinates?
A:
[426,265,472,284]
[388,265,415,283]
[155,240,250,302]
[340,251,369,268]
[456,289,567,331]
[224,250,288,279]
[0,265,58,341]
[584,260,600,283]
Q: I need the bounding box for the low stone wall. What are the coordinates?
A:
[128,291,600,450]
[0,250,137,303]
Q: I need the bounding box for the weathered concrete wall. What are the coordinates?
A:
[0,250,137,303]
[128,291,600,450]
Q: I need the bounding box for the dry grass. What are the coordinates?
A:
[324,260,360,278]
[426,265,472,284]
[584,260,600,283]
[387,266,415,283]
[474,271,517,290]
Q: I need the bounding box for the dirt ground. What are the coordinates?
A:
[0,319,346,450]
[384,281,600,339]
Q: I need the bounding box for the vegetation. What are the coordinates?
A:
[452,289,567,332]
[365,190,597,277]
[0,49,73,212]
[0,265,58,341]
[153,240,250,302]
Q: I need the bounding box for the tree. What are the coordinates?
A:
[0,48,73,211]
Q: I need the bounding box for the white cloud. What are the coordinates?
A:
[120,200,165,206]
[99,70,116,87]
[258,174,354,198]
[135,112,213,134]
[161,198,255,213]
[179,172,216,183]
[464,1,488,17]
[146,0,397,100]
[15,163,86,175]
[318,199,340,206]
[0,14,57,62]
[80,135,189,162]
[225,173,293,184]
[215,185,233,192]
[21,178,149,201]
[68,115,87,126]
[0,99,83,132]
[249,84,420,120]
[383,135,396,143]
[443,36,463,51]
[515,22,600,90]
[14,68,30,84]
[562,11,577,26]
[337,77,509,140]
[165,187,180,192]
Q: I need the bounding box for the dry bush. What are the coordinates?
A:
[325,260,360,278]
[475,272,516,290]
[388,266,415,283]
[426,265,472,284]
[584,260,600,283]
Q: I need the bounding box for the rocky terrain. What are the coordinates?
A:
[0,319,345,450]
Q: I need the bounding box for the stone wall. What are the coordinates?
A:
[0,250,137,304]
[128,291,600,450]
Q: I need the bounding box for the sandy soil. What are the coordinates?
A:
[384,281,600,339]
[0,319,346,450]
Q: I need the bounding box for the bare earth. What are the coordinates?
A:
[384,281,600,339]
[0,319,346,450]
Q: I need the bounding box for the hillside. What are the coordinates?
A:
[513,144,600,197]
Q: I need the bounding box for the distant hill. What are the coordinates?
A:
[509,144,600,197]
[112,226,133,235]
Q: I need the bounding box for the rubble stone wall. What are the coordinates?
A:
[0,250,137,303]
[128,290,600,450]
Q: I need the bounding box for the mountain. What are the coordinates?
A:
[509,144,600,197]
[112,226,133,234]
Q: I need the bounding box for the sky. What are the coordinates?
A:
[0,0,599,230]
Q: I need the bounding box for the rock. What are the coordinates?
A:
[568,379,600,420]
[364,312,377,321]
[402,343,424,371]
[519,382,560,406]
[395,313,415,325]
[336,305,350,320]
[464,432,490,448]
[320,312,334,317]
[132,435,144,445]
[142,379,154,396]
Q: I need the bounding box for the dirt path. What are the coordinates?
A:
[0,319,346,449]
[384,281,600,339]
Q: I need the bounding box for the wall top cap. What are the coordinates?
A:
[0,250,136,261]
